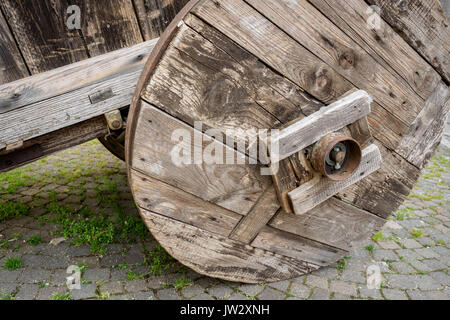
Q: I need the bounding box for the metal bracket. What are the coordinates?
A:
[104,110,123,131]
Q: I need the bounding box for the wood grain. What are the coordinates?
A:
[132,168,242,237]
[397,81,450,168]
[229,185,280,244]
[270,197,386,251]
[131,101,270,216]
[0,9,29,84]
[140,208,320,283]
[308,0,441,101]
[366,0,450,83]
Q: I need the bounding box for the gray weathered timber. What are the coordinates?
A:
[131,101,270,216]
[229,186,280,244]
[0,40,157,149]
[0,10,29,84]
[132,168,242,237]
[245,0,426,124]
[308,0,441,101]
[192,0,410,151]
[270,197,386,251]
[140,208,320,283]
[0,39,157,114]
[366,0,450,83]
[251,227,347,267]
[289,144,382,215]
[267,90,372,163]
[397,81,450,168]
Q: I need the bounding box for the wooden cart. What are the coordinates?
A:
[1,0,449,283]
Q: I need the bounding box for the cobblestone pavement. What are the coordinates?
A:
[0,140,448,300]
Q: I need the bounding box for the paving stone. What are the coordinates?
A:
[310,267,339,279]
[107,294,133,300]
[191,293,214,300]
[207,284,233,299]
[409,260,433,272]
[421,259,447,271]
[373,249,400,262]
[0,270,21,282]
[257,287,285,300]
[415,248,440,259]
[134,291,155,300]
[157,288,181,300]
[70,284,97,300]
[358,287,383,300]
[124,279,148,292]
[339,270,366,283]
[377,240,401,250]
[238,284,264,297]
[399,239,423,249]
[289,282,310,299]
[0,283,17,296]
[14,284,39,300]
[83,268,110,283]
[22,254,68,269]
[309,288,330,300]
[382,288,408,300]
[406,290,430,300]
[100,254,126,268]
[66,245,91,257]
[268,280,290,292]
[228,292,248,300]
[330,293,351,300]
[181,284,205,299]
[17,268,52,283]
[429,271,450,286]
[330,280,357,296]
[395,249,422,261]
[305,275,328,289]
[36,286,67,300]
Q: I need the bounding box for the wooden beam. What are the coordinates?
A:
[267,90,372,163]
[0,39,158,149]
[289,144,382,215]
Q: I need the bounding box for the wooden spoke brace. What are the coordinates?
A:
[265,90,382,215]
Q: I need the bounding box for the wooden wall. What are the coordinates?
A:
[0,0,190,84]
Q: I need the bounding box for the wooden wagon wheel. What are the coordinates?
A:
[126,0,450,283]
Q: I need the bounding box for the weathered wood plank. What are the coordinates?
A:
[0,39,157,115]
[289,144,382,215]
[131,101,271,216]
[366,0,450,83]
[268,90,372,163]
[0,9,29,84]
[132,168,242,237]
[229,186,280,244]
[133,0,191,40]
[397,81,450,168]
[0,0,89,74]
[251,227,347,267]
[140,208,319,283]
[0,42,158,149]
[141,26,281,145]
[192,0,410,151]
[76,0,143,56]
[308,0,441,101]
[0,116,108,173]
[245,0,426,124]
[270,197,386,251]
[337,140,421,218]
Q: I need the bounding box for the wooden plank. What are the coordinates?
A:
[245,0,426,124]
[0,0,89,74]
[0,39,157,114]
[131,101,271,216]
[141,26,281,145]
[268,90,372,163]
[366,0,450,83]
[140,208,319,283]
[337,140,421,218]
[76,0,143,56]
[131,168,242,237]
[308,0,441,101]
[183,14,323,122]
[229,186,280,244]
[397,81,450,168]
[0,42,157,148]
[192,0,410,151]
[251,227,347,267]
[289,144,382,215]
[0,9,29,84]
[0,116,108,173]
[270,197,386,251]
[133,0,191,40]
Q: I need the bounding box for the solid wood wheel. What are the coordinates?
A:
[126,0,450,283]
